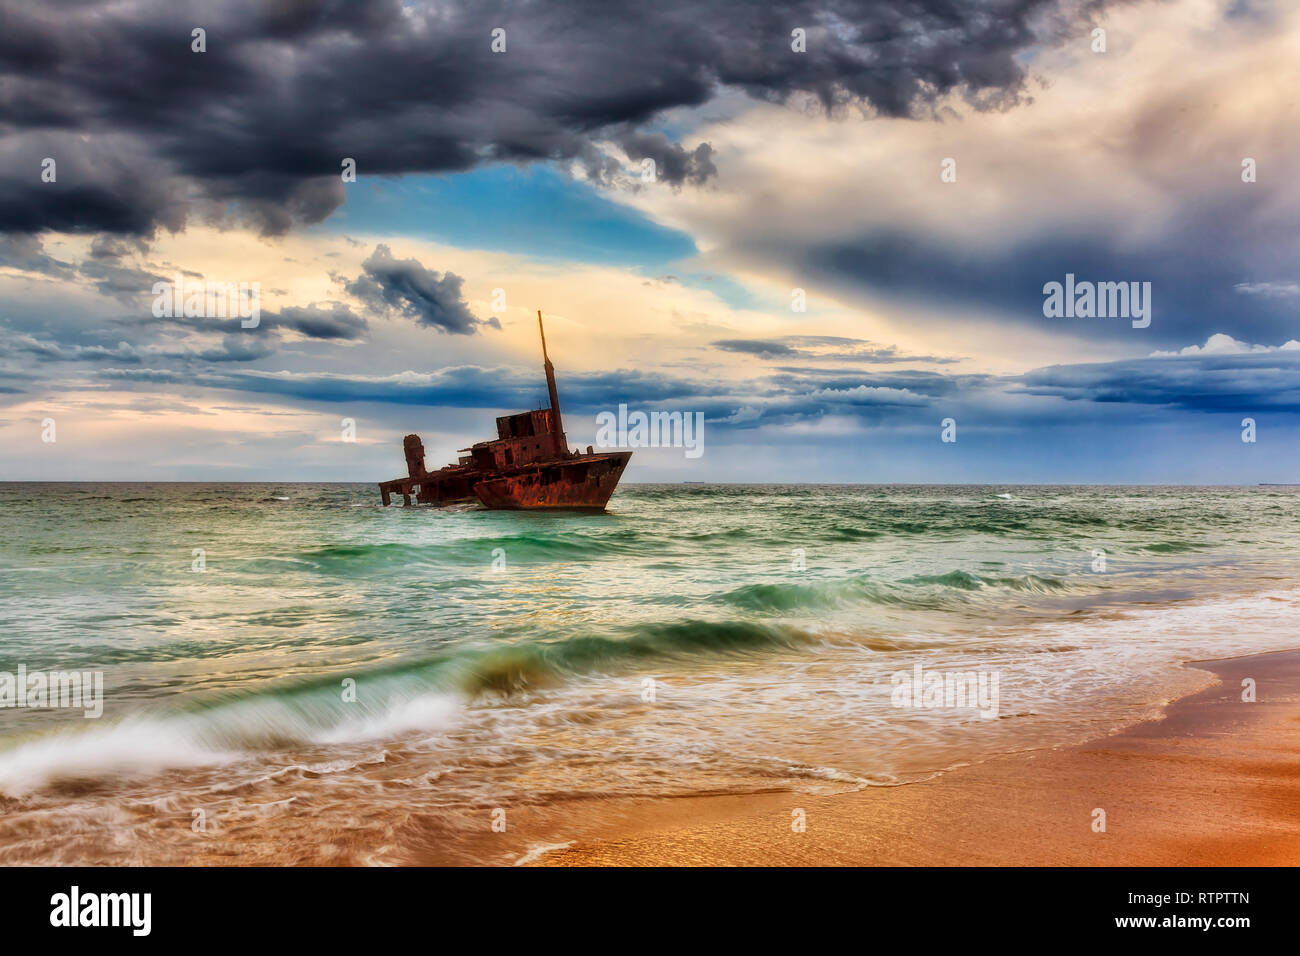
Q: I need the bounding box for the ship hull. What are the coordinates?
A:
[379,466,479,506]
[472,452,631,510]
[415,469,479,505]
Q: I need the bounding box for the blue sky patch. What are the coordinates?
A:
[325,165,697,268]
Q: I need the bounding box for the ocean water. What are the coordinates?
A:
[1,482,1299,864]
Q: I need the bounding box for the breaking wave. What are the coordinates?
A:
[0,617,817,796]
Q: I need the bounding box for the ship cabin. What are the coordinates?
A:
[463,408,569,470]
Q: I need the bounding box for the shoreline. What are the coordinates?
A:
[530,647,1300,866]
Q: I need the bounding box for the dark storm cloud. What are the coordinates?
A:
[91,364,733,411]
[1017,349,1300,413]
[112,298,369,343]
[0,328,277,365]
[345,244,493,334]
[791,173,1300,347]
[194,334,278,362]
[3,334,142,363]
[0,133,192,235]
[272,303,368,341]
[698,351,1300,430]
[88,236,149,261]
[713,339,801,358]
[0,0,1095,237]
[766,368,995,400]
[0,288,361,369]
[0,235,75,278]
[713,335,960,363]
[613,133,717,188]
[77,259,167,301]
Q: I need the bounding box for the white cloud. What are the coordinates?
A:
[1234,281,1300,298]
[1150,333,1300,357]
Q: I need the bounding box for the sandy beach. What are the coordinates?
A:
[531,648,1300,866]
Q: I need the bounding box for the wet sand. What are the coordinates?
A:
[531,648,1300,866]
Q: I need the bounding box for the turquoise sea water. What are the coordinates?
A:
[1,483,1299,863]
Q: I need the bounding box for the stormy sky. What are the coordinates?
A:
[1,0,1298,482]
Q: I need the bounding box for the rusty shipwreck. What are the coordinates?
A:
[379,311,631,510]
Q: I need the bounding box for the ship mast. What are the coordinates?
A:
[538,310,565,453]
